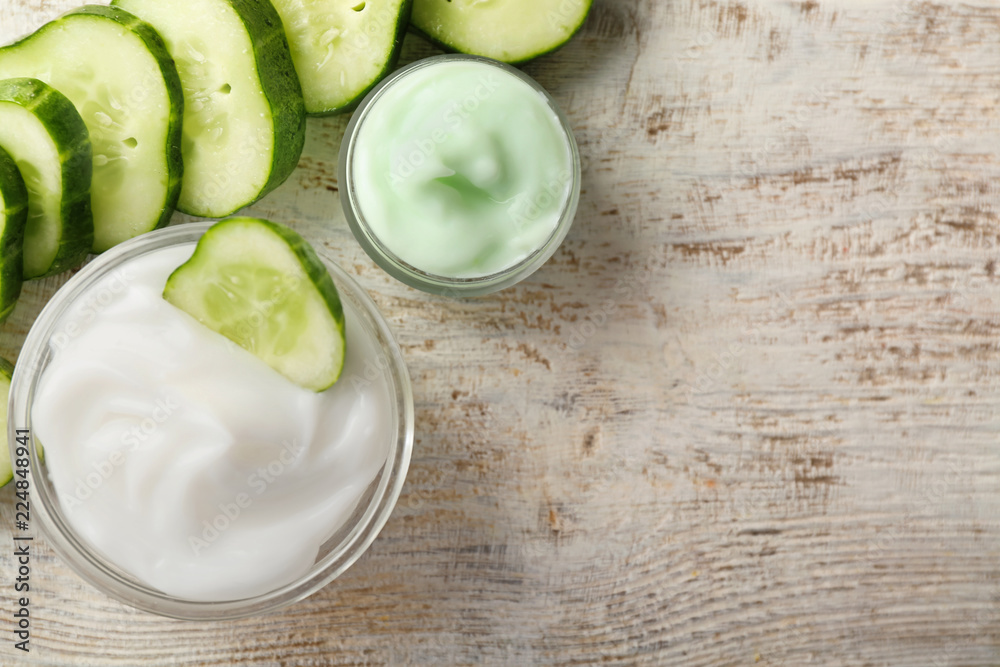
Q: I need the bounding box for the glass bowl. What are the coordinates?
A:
[8,222,414,620]
[339,54,581,297]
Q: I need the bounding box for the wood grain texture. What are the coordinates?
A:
[2,0,1000,664]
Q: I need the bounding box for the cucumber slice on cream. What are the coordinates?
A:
[163,218,346,392]
[0,6,183,253]
[269,0,412,115]
[0,149,26,322]
[113,0,307,218]
[411,0,592,64]
[0,78,93,279]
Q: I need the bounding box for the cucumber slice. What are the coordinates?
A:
[0,6,183,253]
[113,0,306,218]
[0,149,26,322]
[269,0,412,115]
[0,78,93,279]
[0,356,14,487]
[163,218,346,392]
[411,0,592,64]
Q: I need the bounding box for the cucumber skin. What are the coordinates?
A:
[251,219,345,353]
[0,357,14,487]
[0,6,186,251]
[254,218,346,389]
[308,0,414,117]
[0,77,94,277]
[229,0,306,209]
[69,5,185,245]
[0,147,25,322]
[0,356,12,487]
[409,0,593,66]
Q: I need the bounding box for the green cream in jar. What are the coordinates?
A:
[342,55,579,294]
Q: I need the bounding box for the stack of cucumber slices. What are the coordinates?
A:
[0,0,593,269]
[0,0,593,483]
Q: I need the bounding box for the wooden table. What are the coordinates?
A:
[4,0,1000,664]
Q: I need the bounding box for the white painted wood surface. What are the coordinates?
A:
[3,0,1000,664]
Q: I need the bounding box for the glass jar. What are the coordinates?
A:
[339,54,581,297]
